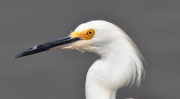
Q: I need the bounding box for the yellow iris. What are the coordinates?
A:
[70,29,95,40]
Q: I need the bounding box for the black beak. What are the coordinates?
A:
[15,36,80,58]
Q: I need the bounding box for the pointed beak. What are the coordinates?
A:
[15,36,80,58]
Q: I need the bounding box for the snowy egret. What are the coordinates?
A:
[15,20,144,99]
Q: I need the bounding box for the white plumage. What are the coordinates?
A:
[73,20,144,99]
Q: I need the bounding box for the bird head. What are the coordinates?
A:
[15,20,144,86]
[15,20,131,58]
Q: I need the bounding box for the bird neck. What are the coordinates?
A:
[85,49,129,99]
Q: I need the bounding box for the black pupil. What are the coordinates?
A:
[89,32,92,34]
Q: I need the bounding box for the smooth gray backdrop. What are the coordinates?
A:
[0,1,179,99]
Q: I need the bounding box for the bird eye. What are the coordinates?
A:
[87,29,95,36]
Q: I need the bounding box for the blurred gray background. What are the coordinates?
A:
[0,1,180,99]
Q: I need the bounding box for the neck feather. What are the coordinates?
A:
[85,37,144,99]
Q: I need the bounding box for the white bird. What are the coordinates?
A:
[15,20,144,99]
